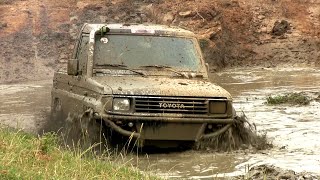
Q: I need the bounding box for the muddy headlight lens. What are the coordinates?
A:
[209,101,227,114]
[113,98,130,111]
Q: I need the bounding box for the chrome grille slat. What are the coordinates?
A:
[135,108,208,112]
[135,100,205,105]
[136,104,207,108]
[135,97,208,114]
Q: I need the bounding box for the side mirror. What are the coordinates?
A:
[205,63,210,72]
[67,59,78,76]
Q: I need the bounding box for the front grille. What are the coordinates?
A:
[135,97,208,114]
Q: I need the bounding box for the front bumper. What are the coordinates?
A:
[94,113,234,141]
[108,115,234,123]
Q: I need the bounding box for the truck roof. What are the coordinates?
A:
[81,23,196,38]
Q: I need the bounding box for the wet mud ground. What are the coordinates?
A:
[0,68,319,179]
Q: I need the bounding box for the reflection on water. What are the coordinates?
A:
[210,68,320,97]
[0,68,319,179]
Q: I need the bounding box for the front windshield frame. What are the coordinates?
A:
[92,33,207,75]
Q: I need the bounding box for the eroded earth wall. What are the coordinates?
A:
[0,0,319,83]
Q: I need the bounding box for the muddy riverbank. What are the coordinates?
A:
[0,68,319,179]
[1,0,319,83]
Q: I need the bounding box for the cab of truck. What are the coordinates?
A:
[51,23,235,148]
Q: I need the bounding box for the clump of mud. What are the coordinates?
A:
[235,165,319,180]
[272,20,291,36]
[196,113,272,151]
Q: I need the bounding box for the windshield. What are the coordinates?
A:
[93,35,202,71]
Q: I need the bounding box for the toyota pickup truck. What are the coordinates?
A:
[51,23,236,148]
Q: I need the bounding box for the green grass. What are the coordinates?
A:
[266,92,311,105]
[0,128,154,180]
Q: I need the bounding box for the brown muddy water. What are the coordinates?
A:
[0,68,319,179]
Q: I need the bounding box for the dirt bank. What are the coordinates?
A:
[0,0,319,83]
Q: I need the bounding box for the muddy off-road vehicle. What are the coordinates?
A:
[51,23,236,148]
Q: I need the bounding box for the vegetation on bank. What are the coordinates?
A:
[0,128,152,180]
[266,92,311,105]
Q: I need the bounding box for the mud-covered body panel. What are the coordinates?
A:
[91,76,232,98]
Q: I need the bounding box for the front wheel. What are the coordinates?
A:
[63,109,111,153]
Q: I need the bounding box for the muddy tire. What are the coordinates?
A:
[81,115,111,152]
[63,110,111,153]
[43,98,65,133]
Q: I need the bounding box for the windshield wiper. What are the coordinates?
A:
[139,65,189,78]
[95,64,146,76]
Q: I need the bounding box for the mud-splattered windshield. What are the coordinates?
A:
[93,35,202,71]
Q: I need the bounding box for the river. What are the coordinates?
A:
[0,67,319,179]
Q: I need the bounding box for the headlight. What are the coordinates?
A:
[113,98,130,111]
[209,101,227,114]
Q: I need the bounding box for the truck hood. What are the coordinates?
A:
[91,76,232,99]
